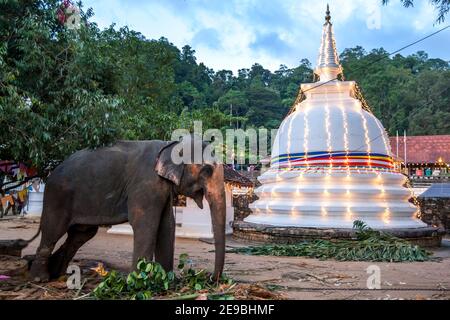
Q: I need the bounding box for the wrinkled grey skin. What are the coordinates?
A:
[29,139,226,282]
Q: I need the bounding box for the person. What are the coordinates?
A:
[0,192,16,217]
[16,187,28,215]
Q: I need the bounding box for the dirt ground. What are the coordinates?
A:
[1,217,449,300]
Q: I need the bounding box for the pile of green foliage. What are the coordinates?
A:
[92,254,234,300]
[229,221,430,262]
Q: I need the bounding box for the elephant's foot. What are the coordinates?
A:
[48,253,69,279]
[29,259,50,282]
[23,254,37,270]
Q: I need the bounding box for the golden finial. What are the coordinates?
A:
[325,4,331,23]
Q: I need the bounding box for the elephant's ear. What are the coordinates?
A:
[155,141,184,186]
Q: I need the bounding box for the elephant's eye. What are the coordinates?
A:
[200,165,214,178]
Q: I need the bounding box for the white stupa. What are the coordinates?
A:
[245,6,426,230]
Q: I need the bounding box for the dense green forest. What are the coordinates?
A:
[1,0,449,175]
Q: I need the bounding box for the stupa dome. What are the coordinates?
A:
[271,82,392,165]
[244,6,426,230]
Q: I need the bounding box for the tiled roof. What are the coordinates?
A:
[388,135,450,164]
[223,166,254,187]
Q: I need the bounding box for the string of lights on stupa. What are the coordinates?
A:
[244,5,426,230]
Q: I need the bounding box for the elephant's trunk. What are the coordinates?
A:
[205,164,226,281]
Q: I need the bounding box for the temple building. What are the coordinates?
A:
[242,6,428,231]
[389,135,450,181]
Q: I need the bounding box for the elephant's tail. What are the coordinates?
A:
[14,225,41,248]
[0,226,40,255]
[25,225,41,244]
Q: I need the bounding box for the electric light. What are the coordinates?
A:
[325,103,334,175]
[383,208,391,224]
[296,185,301,196]
[374,118,390,154]
[287,116,294,170]
[346,206,353,221]
[360,107,372,169]
[303,106,310,169]
[291,207,298,218]
[340,104,351,174]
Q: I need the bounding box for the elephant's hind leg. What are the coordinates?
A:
[30,222,68,282]
[48,225,98,279]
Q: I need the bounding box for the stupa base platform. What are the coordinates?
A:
[232,221,444,247]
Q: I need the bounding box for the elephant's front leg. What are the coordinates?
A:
[129,201,164,270]
[155,200,175,272]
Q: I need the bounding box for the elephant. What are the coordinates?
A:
[28,137,226,282]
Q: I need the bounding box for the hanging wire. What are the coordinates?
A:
[352,84,450,154]
[284,24,450,117]
[354,83,373,114]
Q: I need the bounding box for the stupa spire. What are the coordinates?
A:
[325,3,331,23]
[314,4,343,82]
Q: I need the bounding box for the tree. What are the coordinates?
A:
[0,0,125,179]
[213,89,249,128]
[341,46,450,136]
[246,85,285,128]
[382,0,450,23]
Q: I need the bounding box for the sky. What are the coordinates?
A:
[81,0,450,73]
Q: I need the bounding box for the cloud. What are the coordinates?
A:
[250,32,294,57]
[82,0,450,73]
[191,28,222,50]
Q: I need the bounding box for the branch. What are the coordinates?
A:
[51,121,78,147]
[7,124,32,143]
